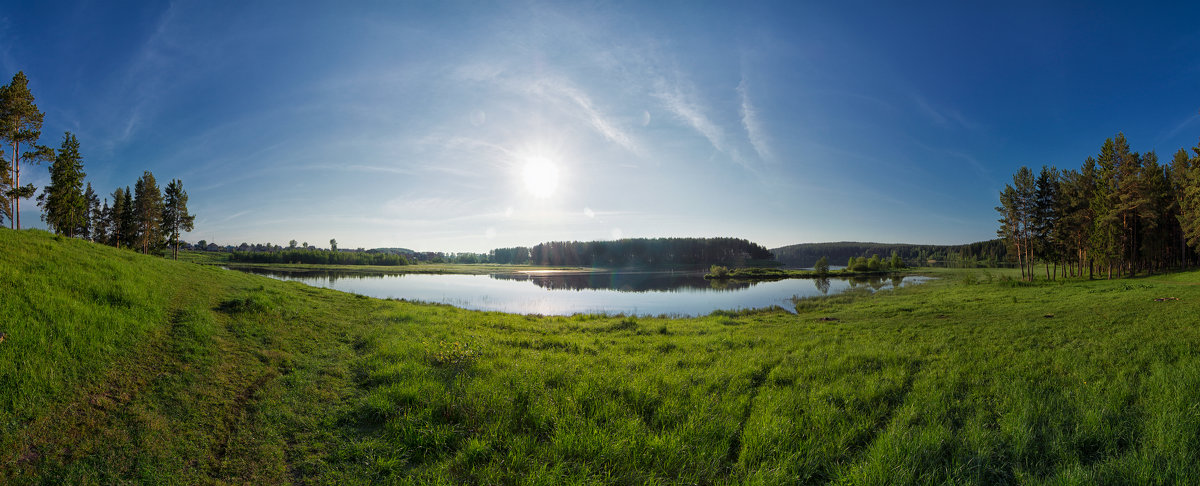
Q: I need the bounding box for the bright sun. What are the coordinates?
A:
[522,157,560,199]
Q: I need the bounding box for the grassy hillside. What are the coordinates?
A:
[3,229,1200,483]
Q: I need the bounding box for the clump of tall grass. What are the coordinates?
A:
[425,339,478,368]
[219,295,273,314]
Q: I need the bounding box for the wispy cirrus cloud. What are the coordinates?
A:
[913,95,978,131]
[415,134,515,160]
[908,137,996,186]
[105,4,181,149]
[450,54,641,156]
[737,76,773,162]
[653,76,729,155]
[1158,112,1200,143]
[453,61,507,83]
[383,196,486,217]
[217,210,252,223]
[528,76,640,155]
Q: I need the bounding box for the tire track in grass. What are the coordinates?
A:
[209,370,277,474]
[847,359,922,459]
[724,359,781,472]
[1,280,206,478]
[2,280,297,482]
[205,287,307,481]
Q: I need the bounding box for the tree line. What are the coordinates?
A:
[771,240,1008,268]
[283,237,775,267]
[490,237,775,267]
[997,133,1200,280]
[1,71,195,258]
[229,248,410,266]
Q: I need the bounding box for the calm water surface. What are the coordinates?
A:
[232,268,931,316]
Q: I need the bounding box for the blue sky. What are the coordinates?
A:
[4,1,1199,251]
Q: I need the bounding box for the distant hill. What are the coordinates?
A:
[770,240,1008,267]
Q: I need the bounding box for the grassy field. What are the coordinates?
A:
[3,229,1200,483]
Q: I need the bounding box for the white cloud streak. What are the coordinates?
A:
[527,76,640,154]
[913,95,978,131]
[108,4,180,148]
[1160,112,1200,142]
[737,76,773,162]
[218,210,252,223]
[450,56,642,156]
[653,77,728,155]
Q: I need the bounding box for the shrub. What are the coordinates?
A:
[813,256,830,275]
[850,257,870,272]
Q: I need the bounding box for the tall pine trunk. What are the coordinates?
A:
[9,148,17,229]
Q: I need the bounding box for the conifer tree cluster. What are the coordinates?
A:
[1,70,196,259]
[87,172,194,259]
[998,133,1200,280]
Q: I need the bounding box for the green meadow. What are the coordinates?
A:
[3,229,1200,484]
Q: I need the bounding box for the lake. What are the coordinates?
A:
[231,268,931,316]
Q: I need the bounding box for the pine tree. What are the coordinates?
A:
[109,187,127,248]
[82,182,99,239]
[1057,164,1095,277]
[38,132,87,237]
[1090,138,1123,278]
[997,185,1021,275]
[1181,139,1200,252]
[161,179,195,260]
[94,197,111,244]
[0,144,6,227]
[996,167,1036,279]
[1170,147,1195,267]
[133,171,164,254]
[121,187,136,249]
[0,71,53,229]
[1136,152,1171,273]
[1111,136,1150,275]
[1033,166,1061,279]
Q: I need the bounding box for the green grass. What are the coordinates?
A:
[3,230,1200,483]
[173,249,231,265]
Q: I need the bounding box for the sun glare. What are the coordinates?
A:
[522,157,560,199]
